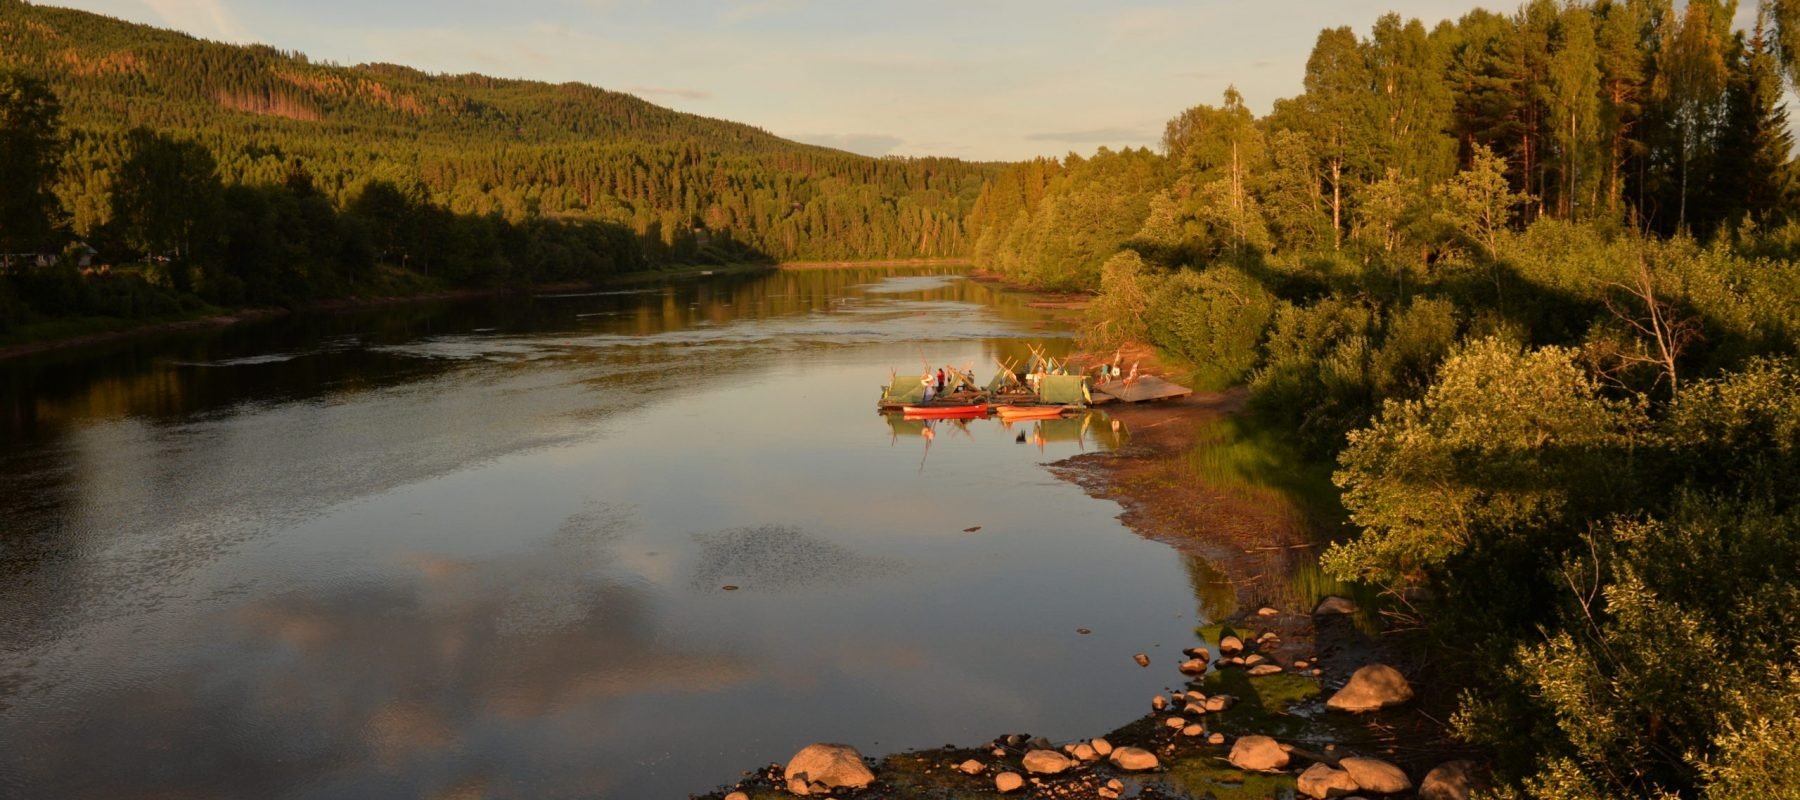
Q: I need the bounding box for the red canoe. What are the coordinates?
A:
[901,404,989,419]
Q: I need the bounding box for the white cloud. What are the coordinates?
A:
[141,0,253,42]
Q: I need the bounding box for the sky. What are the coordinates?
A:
[38,1,1759,162]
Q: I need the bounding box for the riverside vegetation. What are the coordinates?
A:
[4,0,1800,797]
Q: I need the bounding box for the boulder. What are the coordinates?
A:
[1227,735,1289,772]
[1071,743,1098,762]
[784,743,875,790]
[1419,760,1480,800]
[1298,763,1360,799]
[1327,665,1414,713]
[1179,658,1208,675]
[958,759,984,775]
[1219,635,1244,654]
[1248,664,1286,676]
[994,771,1024,793]
[1022,749,1072,775]
[1109,747,1160,771]
[1314,595,1358,615]
[1090,738,1114,757]
[1341,757,1412,794]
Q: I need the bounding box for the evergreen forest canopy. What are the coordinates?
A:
[0,0,990,324]
[966,2,1800,799]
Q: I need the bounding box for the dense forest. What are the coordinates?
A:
[970,1,1799,798]
[0,0,991,331]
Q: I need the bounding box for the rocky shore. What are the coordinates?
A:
[695,388,1483,799]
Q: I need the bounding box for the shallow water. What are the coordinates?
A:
[0,269,1211,799]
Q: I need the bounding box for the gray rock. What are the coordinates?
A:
[1021,749,1072,775]
[1219,635,1244,654]
[1179,658,1208,675]
[1341,757,1412,794]
[1109,746,1159,771]
[1227,735,1289,772]
[1327,665,1414,713]
[1027,736,1052,750]
[1420,760,1480,800]
[1298,763,1360,799]
[994,771,1024,793]
[1090,738,1114,757]
[784,743,875,790]
[958,759,984,775]
[1314,595,1357,615]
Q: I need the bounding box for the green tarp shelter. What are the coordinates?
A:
[883,375,927,405]
[1038,374,1091,405]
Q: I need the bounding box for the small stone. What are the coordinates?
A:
[1163,716,1187,729]
[1133,653,1150,667]
[1183,702,1207,716]
[1098,787,1120,800]
[1181,723,1205,737]
[1027,736,1052,751]
[1227,735,1289,772]
[1312,668,1324,676]
[1342,756,1412,794]
[1314,595,1357,616]
[994,772,1024,793]
[786,778,812,796]
[1182,646,1211,660]
[1090,738,1114,757]
[1021,750,1072,775]
[1109,746,1159,771]
[1327,664,1414,713]
[1072,743,1098,762]
[1107,778,1125,792]
[1178,658,1208,675]
[1295,660,1311,668]
[1204,695,1235,712]
[1185,690,1206,702]
[1151,695,1167,712]
[1004,734,1025,747]
[1219,635,1244,654]
[991,748,1005,757]
[1077,628,1091,635]
[1258,606,1280,616]
[1244,654,1267,667]
[1207,732,1226,745]
[721,585,739,591]
[1248,664,1285,676]
[1297,763,1360,799]
[958,760,984,775]
[1420,760,1480,800]
[725,793,750,800]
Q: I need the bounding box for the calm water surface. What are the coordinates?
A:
[0,270,1213,799]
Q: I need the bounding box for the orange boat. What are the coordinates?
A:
[994,404,1070,421]
[902,404,989,419]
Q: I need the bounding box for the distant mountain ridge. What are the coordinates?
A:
[0,0,991,262]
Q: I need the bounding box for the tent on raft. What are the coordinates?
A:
[1037,374,1092,406]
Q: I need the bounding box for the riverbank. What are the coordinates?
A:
[0,261,775,362]
[697,376,1473,800]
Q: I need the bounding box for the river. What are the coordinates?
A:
[0,269,1211,799]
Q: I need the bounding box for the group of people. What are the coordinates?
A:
[920,367,955,403]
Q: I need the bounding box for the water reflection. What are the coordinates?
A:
[0,269,1209,799]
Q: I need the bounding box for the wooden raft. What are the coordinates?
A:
[1090,375,1193,404]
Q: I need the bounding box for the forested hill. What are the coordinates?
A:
[0,0,991,270]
